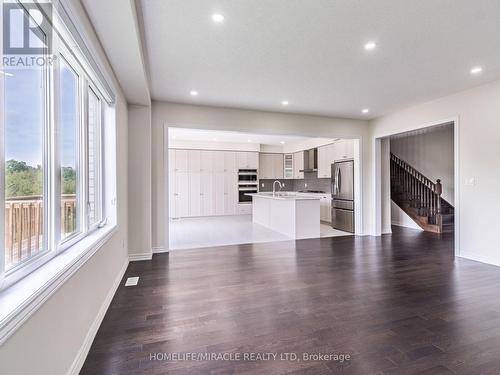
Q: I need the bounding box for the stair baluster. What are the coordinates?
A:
[390,153,449,233]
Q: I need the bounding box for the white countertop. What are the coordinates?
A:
[246,192,322,201]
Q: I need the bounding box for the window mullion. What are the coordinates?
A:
[52,50,62,252]
[81,77,89,234]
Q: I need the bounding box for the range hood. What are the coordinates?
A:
[299,148,318,172]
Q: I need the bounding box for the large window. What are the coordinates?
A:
[4,66,46,271]
[1,1,110,288]
[59,58,80,241]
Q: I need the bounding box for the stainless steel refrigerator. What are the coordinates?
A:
[331,160,355,233]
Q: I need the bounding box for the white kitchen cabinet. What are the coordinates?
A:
[236,152,247,169]
[273,154,284,178]
[200,150,214,172]
[293,151,304,179]
[237,204,252,215]
[169,149,247,218]
[259,153,283,179]
[224,172,238,215]
[213,151,225,172]
[188,150,201,173]
[318,144,335,178]
[168,150,176,218]
[320,196,332,223]
[237,152,259,169]
[334,139,354,161]
[259,154,272,179]
[247,152,259,169]
[200,172,214,216]
[284,154,293,179]
[189,172,201,217]
[224,152,237,172]
[174,172,189,217]
[168,170,176,218]
[174,150,188,172]
[214,171,225,215]
[168,149,176,171]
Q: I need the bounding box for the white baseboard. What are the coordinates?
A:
[152,246,168,254]
[458,252,500,268]
[67,258,129,375]
[129,252,153,261]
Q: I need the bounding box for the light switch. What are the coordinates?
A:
[464,177,477,186]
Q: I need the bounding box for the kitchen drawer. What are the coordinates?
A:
[238,204,252,215]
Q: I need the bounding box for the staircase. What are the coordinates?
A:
[390,153,454,233]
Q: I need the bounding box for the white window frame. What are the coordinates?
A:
[86,84,104,230]
[0,1,109,289]
[1,2,53,280]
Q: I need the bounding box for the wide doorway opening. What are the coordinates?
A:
[380,121,456,236]
[166,127,361,250]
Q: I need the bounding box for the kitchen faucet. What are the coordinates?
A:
[273,180,283,196]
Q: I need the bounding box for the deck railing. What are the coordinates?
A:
[4,194,76,269]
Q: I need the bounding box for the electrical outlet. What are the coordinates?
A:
[125,277,139,286]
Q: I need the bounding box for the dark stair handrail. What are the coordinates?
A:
[390,153,445,232]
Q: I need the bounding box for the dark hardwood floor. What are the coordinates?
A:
[81,227,500,374]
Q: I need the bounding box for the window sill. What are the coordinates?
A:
[0,224,117,345]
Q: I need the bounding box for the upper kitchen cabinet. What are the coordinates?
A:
[293,151,304,179]
[317,144,334,178]
[317,139,355,178]
[334,139,354,160]
[259,153,284,179]
[284,154,293,179]
[237,151,259,169]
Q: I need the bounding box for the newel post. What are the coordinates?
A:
[436,179,443,230]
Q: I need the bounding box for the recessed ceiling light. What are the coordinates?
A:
[280,141,286,145]
[190,90,198,96]
[364,42,377,51]
[247,139,252,143]
[213,138,218,141]
[470,66,483,75]
[281,100,289,106]
[362,108,370,114]
[212,13,225,23]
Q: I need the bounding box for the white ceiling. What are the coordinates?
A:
[169,127,310,146]
[83,0,150,105]
[140,0,500,119]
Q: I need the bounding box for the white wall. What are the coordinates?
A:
[0,0,129,373]
[390,125,454,204]
[391,201,424,231]
[152,101,373,249]
[371,78,500,266]
[128,105,152,257]
[169,139,260,152]
[380,138,392,234]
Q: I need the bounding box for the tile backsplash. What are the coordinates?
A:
[259,172,331,193]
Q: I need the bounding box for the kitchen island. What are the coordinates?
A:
[247,192,321,239]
